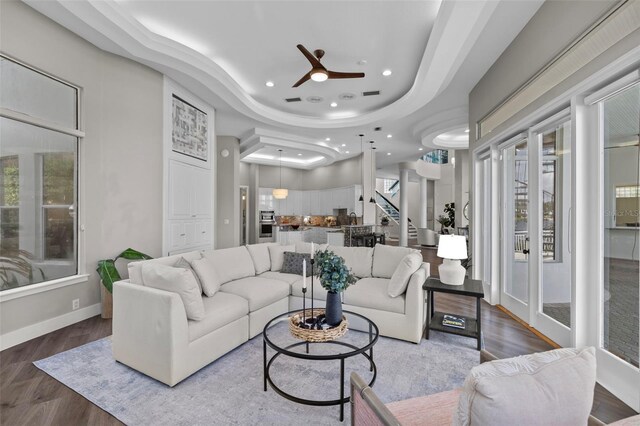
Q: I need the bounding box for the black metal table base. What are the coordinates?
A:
[263,340,377,422]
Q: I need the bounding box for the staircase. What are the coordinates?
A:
[375,191,418,239]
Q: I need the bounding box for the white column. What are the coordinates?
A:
[399,168,409,247]
[419,177,428,229]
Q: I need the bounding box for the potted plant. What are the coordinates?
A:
[314,249,357,326]
[96,248,152,318]
[436,203,455,233]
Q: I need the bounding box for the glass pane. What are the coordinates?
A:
[0,117,77,290]
[602,83,639,368]
[541,122,572,328]
[0,57,77,129]
[504,141,529,303]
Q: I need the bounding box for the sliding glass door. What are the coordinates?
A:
[501,139,530,321]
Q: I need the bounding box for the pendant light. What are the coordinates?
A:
[369,141,376,203]
[358,134,364,202]
[273,149,288,199]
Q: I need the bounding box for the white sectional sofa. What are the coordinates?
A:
[112,242,429,386]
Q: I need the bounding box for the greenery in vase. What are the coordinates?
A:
[96,248,153,293]
[436,203,456,231]
[314,249,356,293]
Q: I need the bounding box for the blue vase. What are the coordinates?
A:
[325,291,343,326]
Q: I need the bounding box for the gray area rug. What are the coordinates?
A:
[34,323,478,425]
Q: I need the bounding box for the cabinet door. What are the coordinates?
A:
[309,190,320,215]
[286,191,297,215]
[297,190,310,215]
[323,190,335,215]
[192,167,212,218]
[169,222,187,251]
[169,161,192,219]
[196,221,212,245]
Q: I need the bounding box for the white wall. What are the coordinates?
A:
[216,136,240,249]
[255,155,362,190]
[434,164,455,230]
[0,0,163,339]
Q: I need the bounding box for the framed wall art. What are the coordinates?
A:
[171,94,208,162]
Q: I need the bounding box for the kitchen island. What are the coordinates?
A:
[274,225,342,245]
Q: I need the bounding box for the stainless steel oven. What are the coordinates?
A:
[259,223,274,238]
[259,210,275,223]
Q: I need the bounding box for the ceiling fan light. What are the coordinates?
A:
[273,188,288,199]
[311,70,328,82]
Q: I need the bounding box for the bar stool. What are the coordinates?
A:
[363,235,375,248]
[374,233,385,245]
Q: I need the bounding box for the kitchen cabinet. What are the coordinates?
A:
[327,232,345,246]
[169,160,211,219]
[258,185,363,217]
[259,188,275,211]
[309,190,320,215]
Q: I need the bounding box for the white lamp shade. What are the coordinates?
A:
[272,188,288,199]
[437,235,467,260]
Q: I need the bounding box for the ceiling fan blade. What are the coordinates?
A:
[297,44,324,69]
[327,71,365,79]
[292,72,311,88]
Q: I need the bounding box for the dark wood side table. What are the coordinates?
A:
[423,277,484,350]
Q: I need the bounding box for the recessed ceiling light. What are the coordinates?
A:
[387,152,391,156]
[330,102,338,108]
[341,144,346,147]
[325,137,331,141]
[465,128,470,133]
[419,148,424,151]
[382,69,392,76]
[265,81,274,87]
[297,153,302,156]
[345,151,350,154]
[387,134,392,138]
[357,59,367,66]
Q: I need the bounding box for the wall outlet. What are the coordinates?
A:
[72,299,80,310]
[223,219,230,225]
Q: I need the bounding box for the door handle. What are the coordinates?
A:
[522,248,529,255]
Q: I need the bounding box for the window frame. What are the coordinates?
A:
[0,54,87,299]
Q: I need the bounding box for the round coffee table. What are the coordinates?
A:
[262,310,379,421]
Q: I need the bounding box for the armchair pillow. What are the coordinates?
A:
[372,244,420,278]
[141,263,205,321]
[453,347,597,426]
[202,246,255,284]
[281,252,312,276]
[175,257,203,294]
[327,245,373,278]
[388,253,422,297]
[268,244,295,271]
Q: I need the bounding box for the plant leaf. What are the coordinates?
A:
[116,248,153,261]
[96,259,121,293]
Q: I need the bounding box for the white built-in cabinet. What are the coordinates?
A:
[259,185,362,216]
[168,160,213,252]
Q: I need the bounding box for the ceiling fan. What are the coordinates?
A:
[292,44,365,88]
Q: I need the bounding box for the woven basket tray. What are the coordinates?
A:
[288,309,348,342]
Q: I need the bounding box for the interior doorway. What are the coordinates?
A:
[240,186,248,246]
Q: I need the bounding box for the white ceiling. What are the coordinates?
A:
[24,0,544,173]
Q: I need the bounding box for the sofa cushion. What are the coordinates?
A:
[372,244,420,279]
[268,245,295,271]
[453,347,597,426]
[388,253,423,297]
[246,243,277,275]
[343,277,405,314]
[202,246,256,285]
[295,241,328,256]
[188,292,249,342]
[191,257,221,297]
[219,277,290,311]
[141,263,205,321]
[291,276,326,300]
[175,257,203,294]
[128,251,202,285]
[281,252,311,276]
[259,271,300,285]
[327,245,373,278]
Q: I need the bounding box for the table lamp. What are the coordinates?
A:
[437,235,467,285]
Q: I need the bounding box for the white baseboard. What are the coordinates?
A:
[0,303,102,351]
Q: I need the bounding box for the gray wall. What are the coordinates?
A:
[257,156,362,190]
[216,136,240,249]
[0,1,163,336]
[469,0,621,144]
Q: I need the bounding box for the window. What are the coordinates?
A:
[0,56,79,291]
[382,179,397,194]
[421,149,449,164]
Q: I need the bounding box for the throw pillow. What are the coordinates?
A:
[452,347,597,426]
[191,257,222,297]
[175,257,203,294]
[372,244,420,278]
[246,243,276,274]
[388,252,422,297]
[141,263,205,321]
[281,251,312,276]
[268,244,295,271]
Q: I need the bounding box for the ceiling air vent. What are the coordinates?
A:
[374,127,382,132]
[285,97,302,103]
[339,93,357,101]
[362,90,380,97]
[306,96,324,103]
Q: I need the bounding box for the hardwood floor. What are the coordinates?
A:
[1,245,637,424]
